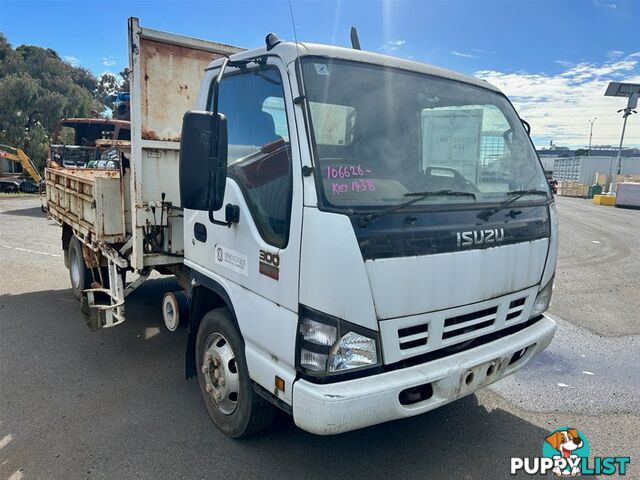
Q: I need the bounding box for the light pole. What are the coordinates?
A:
[588,117,597,157]
[614,107,636,174]
[604,82,640,175]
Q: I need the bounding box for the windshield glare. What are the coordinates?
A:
[301,58,550,209]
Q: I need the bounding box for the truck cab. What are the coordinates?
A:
[180,40,557,436]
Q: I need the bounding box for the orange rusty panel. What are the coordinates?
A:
[140,38,222,142]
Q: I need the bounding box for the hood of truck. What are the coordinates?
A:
[363,238,548,319]
[298,206,551,331]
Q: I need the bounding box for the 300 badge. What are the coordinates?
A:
[259,250,280,280]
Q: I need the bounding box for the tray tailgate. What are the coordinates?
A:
[46,168,126,242]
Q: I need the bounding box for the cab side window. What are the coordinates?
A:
[212,67,292,248]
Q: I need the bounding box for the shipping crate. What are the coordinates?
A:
[615,182,640,209]
[592,195,616,206]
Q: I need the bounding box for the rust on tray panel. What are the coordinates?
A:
[140,129,181,142]
[140,38,224,142]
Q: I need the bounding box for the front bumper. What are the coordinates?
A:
[292,314,556,435]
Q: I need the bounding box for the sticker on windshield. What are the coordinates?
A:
[314,63,330,76]
[331,179,376,195]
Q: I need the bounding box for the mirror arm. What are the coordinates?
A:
[212,56,230,115]
[206,56,231,220]
[208,203,239,228]
[208,208,230,227]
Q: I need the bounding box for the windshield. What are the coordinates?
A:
[301,57,550,210]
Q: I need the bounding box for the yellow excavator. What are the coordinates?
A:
[0,144,47,211]
[0,144,43,191]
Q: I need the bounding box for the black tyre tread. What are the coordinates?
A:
[196,308,276,438]
[243,385,278,437]
[69,236,90,299]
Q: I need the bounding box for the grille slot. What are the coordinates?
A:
[380,288,538,365]
[510,298,526,308]
[442,306,497,339]
[506,297,527,322]
[398,323,428,350]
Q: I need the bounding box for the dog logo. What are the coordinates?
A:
[511,426,630,476]
[543,428,589,476]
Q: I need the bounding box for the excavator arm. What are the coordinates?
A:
[0,145,43,184]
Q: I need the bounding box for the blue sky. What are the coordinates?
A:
[1,0,639,148]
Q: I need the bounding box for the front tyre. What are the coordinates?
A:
[196,308,276,438]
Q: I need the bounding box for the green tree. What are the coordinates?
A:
[96,69,129,111]
[0,34,103,169]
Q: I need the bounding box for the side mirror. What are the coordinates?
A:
[521,119,531,135]
[179,111,228,212]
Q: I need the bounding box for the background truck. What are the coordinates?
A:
[47,17,558,437]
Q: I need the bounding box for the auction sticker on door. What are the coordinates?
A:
[214,245,247,276]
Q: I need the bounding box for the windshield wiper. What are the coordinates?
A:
[358,190,476,227]
[477,189,549,221]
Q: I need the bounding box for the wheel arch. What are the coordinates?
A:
[185,270,241,380]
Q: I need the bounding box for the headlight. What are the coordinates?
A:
[530,276,554,318]
[297,306,381,378]
[329,331,378,372]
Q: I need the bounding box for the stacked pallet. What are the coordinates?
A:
[593,173,609,185]
[615,174,640,183]
[609,174,640,193]
[556,181,588,197]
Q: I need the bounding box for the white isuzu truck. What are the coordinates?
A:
[46,18,558,437]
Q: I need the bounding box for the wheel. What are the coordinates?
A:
[162,291,188,332]
[68,236,91,299]
[196,308,276,438]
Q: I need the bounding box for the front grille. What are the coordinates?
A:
[442,306,497,339]
[380,286,538,365]
[385,314,545,372]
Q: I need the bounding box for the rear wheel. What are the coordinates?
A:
[68,236,90,299]
[196,308,276,438]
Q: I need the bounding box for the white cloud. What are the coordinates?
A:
[63,55,80,66]
[101,55,117,67]
[451,50,477,59]
[555,60,574,68]
[607,50,624,58]
[593,0,618,8]
[380,39,405,51]
[475,52,640,148]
